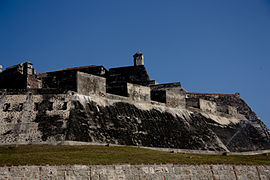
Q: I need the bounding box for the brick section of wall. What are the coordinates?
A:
[0,164,269,179]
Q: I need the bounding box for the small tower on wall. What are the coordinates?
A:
[133,51,144,66]
[23,61,35,75]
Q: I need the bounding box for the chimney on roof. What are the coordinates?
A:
[0,65,2,73]
[133,51,144,66]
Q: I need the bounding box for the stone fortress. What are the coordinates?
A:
[0,52,269,152]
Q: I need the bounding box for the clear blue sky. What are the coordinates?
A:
[0,0,270,127]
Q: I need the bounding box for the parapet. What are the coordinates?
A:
[107,65,154,87]
[41,65,106,91]
[150,82,186,108]
[150,82,182,90]
[186,97,238,116]
[105,82,151,103]
[127,83,150,102]
[77,72,106,96]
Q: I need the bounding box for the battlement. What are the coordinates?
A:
[186,97,238,116]
[185,91,249,116]
[150,82,186,108]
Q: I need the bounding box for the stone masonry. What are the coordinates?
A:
[0,164,270,179]
[0,52,269,152]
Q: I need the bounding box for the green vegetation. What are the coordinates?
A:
[0,145,269,166]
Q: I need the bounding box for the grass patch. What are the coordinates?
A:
[0,145,269,166]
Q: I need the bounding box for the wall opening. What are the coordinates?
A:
[3,103,10,112]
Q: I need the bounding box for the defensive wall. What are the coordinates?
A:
[186,92,245,116]
[0,58,244,119]
[186,98,238,116]
[1,52,269,151]
[0,87,247,149]
[0,70,241,118]
[0,61,250,147]
[150,82,186,108]
[0,164,269,179]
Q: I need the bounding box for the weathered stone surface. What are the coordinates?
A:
[127,83,150,102]
[0,91,269,152]
[0,56,269,152]
[77,71,106,96]
[0,164,269,179]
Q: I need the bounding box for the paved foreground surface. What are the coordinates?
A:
[0,164,269,179]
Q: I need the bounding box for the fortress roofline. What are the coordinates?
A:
[186,92,239,96]
[109,65,144,70]
[46,65,104,73]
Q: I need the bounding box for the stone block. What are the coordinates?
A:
[127,83,150,102]
[166,90,186,108]
[77,71,106,96]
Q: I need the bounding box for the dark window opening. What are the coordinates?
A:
[48,102,53,111]
[62,102,67,110]
[34,103,39,111]
[3,103,10,112]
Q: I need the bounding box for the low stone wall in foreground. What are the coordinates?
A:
[0,164,269,179]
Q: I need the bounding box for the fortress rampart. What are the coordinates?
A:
[0,68,241,119]
[0,53,243,118]
[0,50,243,119]
[0,51,269,151]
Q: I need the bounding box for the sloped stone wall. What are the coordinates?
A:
[0,91,270,152]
